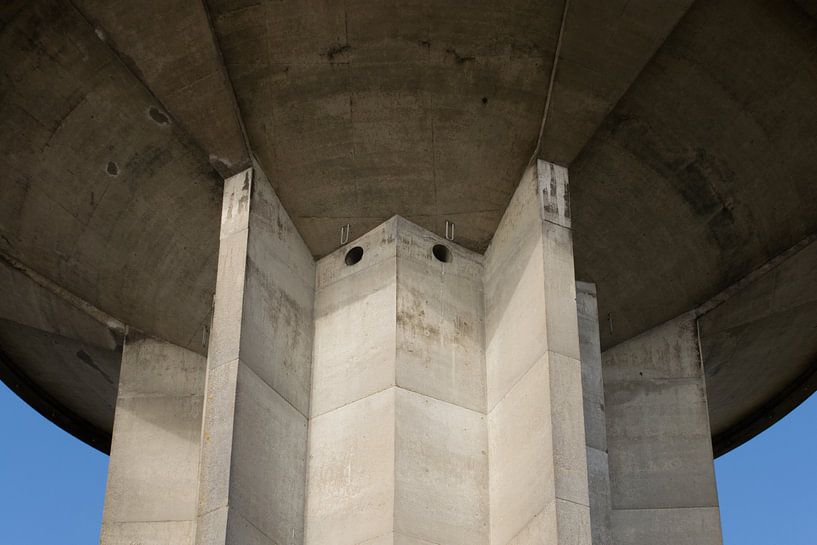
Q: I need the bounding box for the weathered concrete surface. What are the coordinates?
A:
[1,0,817,485]
[72,0,249,176]
[485,160,590,545]
[206,0,566,255]
[0,9,814,545]
[603,314,722,545]
[700,236,817,455]
[396,219,486,413]
[101,335,205,545]
[0,0,222,358]
[539,0,695,165]
[307,217,488,545]
[0,255,121,451]
[311,220,398,419]
[572,0,817,355]
[306,388,396,545]
[196,165,314,545]
[577,282,612,545]
[0,320,119,449]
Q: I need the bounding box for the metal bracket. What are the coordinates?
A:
[340,224,351,246]
[445,220,455,241]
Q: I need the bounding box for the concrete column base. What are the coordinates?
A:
[101,334,206,545]
[603,314,723,545]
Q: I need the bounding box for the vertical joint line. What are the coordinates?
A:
[695,317,705,375]
[532,0,571,164]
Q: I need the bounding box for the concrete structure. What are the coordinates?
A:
[577,282,612,545]
[196,165,314,545]
[604,315,722,545]
[101,335,205,544]
[162,158,592,545]
[2,0,817,542]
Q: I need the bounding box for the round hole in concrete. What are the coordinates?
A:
[432,244,451,263]
[345,246,364,266]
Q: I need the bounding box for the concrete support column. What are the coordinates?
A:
[195,165,316,545]
[576,282,612,545]
[101,334,206,545]
[485,160,591,545]
[305,217,488,545]
[603,314,723,545]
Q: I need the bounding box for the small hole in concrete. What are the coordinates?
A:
[432,244,451,263]
[345,246,364,266]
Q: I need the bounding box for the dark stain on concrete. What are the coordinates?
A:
[604,111,755,278]
[210,157,232,177]
[76,349,114,385]
[239,171,250,210]
[324,43,351,61]
[563,178,572,220]
[148,106,169,125]
[123,144,173,180]
[106,161,119,176]
[446,48,475,64]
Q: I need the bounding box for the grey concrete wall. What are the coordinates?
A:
[101,334,206,545]
[576,282,612,545]
[307,219,398,545]
[394,219,488,545]
[101,160,723,545]
[196,164,315,545]
[603,313,723,545]
[485,160,591,545]
[306,217,488,545]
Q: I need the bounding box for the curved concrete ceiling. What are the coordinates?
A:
[0,0,815,455]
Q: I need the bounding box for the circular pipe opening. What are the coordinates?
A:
[344,246,364,266]
[432,244,452,263]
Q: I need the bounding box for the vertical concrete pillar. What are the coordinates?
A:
[305,217,488,545]
[485,160,591,545]
[101,334,206,545]
[195,165,315,545]
[393,219,487,544]
[603,314,723,545]
[576,282,612,545]
[306,219,398,545]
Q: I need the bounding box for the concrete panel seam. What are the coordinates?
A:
[309,384,397,421]
[236,360,309,421]
[486,354,543,415]
[0,249,126,336]
[394,385,487,416]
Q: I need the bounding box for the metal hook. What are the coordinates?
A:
[445,220,455,241]
[340,224,351,246]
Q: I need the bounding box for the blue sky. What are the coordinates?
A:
[0,380,815,543]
